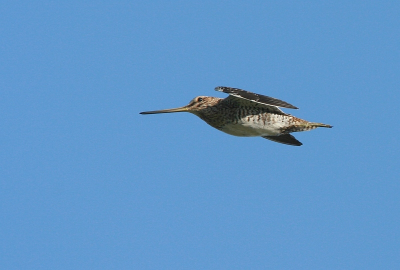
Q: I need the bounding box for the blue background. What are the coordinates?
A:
[1,1,399,269]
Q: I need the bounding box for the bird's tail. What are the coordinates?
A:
[311,122,333,128]
[281,122,333,133]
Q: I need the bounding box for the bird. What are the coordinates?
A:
[140,86,332,146]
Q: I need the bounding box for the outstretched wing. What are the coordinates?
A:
[215,86,298,109]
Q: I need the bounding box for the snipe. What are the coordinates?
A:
[140,86,332,146]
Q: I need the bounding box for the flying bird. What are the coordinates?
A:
[140,86,332,146]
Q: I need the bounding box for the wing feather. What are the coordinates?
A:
[262,134,303,146]
[215,86,298,109]
[222,95,286,115]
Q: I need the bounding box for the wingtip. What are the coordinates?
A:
[262,134,303,146]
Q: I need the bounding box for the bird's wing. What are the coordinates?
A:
[222,95,287,115]
[215,86,298,109]
[262,134,303,146]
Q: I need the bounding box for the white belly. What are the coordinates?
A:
[219,119,285,137]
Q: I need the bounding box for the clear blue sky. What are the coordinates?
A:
[1,1,399,269]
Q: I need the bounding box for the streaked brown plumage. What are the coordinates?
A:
[140,86,332,146]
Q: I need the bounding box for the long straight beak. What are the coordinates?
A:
[140,106,188,114]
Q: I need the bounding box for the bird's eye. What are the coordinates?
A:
[198,97,203,102]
